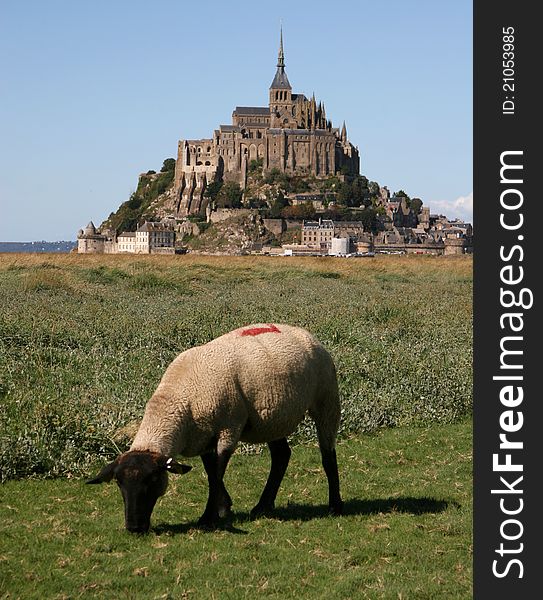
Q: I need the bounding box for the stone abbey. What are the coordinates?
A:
[174,30,360,216]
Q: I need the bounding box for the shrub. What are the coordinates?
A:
[160,158,176,172]
[216,182,243,208]
[248,158,263,174]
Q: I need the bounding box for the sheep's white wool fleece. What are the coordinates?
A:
[130,324,340,457]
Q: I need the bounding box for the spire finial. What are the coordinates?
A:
[341,121,347,141]
[278,25,285,68]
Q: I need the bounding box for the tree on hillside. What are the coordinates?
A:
[161,158,176,172]
[410,197,423,214]
[216,182,243,208]
[357,207,380,232]
[269,191,289,218]
[281,202,315,220]
[335,175,369,207]
[264,168,290,190]
[350,175,370,206]
[248,158,263,174]
[336,181,351,206]
[204,180,223,202]
[368,181,380,198]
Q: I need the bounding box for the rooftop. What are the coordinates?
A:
[137,222,173,233]
[233,107,270,116]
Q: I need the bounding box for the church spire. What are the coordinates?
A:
[278,26,285,68]
[269,26,291,91]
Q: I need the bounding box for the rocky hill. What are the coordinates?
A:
[183,212,299,254]
[100,159,176,232]
[100,156,425,254]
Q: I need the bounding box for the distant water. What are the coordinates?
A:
[0,241,77,253]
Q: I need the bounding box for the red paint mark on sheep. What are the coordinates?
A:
[240,324,281,337]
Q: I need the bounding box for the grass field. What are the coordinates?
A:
[0,253,472,598]
[0,421,471,599]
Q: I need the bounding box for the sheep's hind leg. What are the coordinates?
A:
[321,447,343,515]
[250,438,291,519]
[199,449,233,528]
[310,393,343,516]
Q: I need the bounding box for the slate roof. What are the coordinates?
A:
[270,67,291,90]
[233,107,270,115]
[137,222,173,233]
[219,125,241,132]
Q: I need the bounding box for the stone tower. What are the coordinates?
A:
[269,28,295,129]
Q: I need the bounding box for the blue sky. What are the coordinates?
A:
[0,0,472,241]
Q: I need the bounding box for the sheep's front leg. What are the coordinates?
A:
[198,435,237,528]
[200,449,233,525]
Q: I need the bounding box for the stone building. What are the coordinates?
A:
[289,193,328,210]
[392,197,419,228]
[173,30,360,216]
[77,222,115,254]
[301,219,366,253]
[117,232,136,253]
[301,219,334,251]
[134,222,176,254]
[77,221,176,254]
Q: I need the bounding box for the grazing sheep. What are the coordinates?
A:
[87,323,343,532]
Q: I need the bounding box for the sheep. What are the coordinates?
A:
[87,323,343,533]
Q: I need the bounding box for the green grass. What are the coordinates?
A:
[0,420,472,599]
[0,254,472,597]
[0,254,472,481]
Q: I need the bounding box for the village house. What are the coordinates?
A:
[300,219,367,253]
[116,232,136,253]
[301,219,334,251]
[134,222,176,254]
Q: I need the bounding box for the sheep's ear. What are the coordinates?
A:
[86,460,117,484]
[164,458,192,475]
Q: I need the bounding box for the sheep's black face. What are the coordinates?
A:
[87,451,192,533]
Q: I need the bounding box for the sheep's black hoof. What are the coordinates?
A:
[329,501,344,516]
[197,513,220,529]
[218,504,232,519]
[250,503,275,520]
